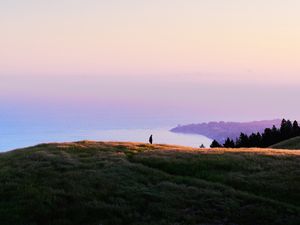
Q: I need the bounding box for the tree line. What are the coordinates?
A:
[210,119,300,148]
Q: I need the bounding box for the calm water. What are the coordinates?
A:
[0,128,212,152]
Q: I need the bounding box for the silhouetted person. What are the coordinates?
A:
[149,135,153,144]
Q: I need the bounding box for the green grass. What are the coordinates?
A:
[0,141,299,225]
[270,136,300,150]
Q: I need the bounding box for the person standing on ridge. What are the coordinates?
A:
[149,135,153,144]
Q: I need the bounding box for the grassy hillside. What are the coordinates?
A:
[270,136,300,150]
[0,141,299,225]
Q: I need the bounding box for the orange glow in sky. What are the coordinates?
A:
[1,1,300,123]
[1,1,300,82]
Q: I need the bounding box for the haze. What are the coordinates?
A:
[1,0,300,128]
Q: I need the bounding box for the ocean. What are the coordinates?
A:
[0,127,212,152]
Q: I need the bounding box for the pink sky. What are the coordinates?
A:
[1,1,300,125]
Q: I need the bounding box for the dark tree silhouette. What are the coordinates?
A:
[223,138,235,148]
[280,119,293,140]
[222,119,300,148]
[261,128,274,147]
[210,140,222,148]
[235,133,250,148]
[248,132,262,147]
[292,120,300,137]
[271,125,280,142]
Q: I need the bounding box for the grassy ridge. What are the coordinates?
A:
[0,141,299,225]
[271,136,300,150]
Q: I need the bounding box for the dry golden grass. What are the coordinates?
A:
[0,141,299,225]
[40,140,300,157]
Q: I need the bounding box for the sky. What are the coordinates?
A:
[1,0,300,128]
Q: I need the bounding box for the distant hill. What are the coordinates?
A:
[171,119,282,143]
[0,141,299,225]
[270,136,300,150]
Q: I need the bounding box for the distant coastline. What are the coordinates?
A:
[170,119,282,143]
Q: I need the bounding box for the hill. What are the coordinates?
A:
[270,136,300,150]
[0,141,299,225]
[170,119,281,143]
